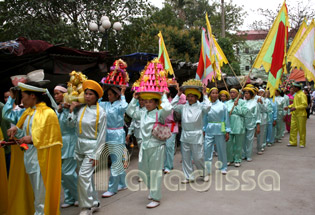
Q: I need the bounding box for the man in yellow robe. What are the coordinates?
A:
[7,82,63,215]
[285,82,308,147]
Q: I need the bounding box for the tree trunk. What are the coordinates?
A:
[221,0,225,38]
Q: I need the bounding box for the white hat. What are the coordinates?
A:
[18,82,57,109]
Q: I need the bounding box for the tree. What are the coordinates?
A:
[249,0,315,36]
[0,0,152,55]
[0,0,247,67]
[165,0,194,22]
[218,37,241,75]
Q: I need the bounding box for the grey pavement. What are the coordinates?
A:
[62,116,315,215]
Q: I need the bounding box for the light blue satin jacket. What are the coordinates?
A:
[204,100,231,135]
[57,108,77,159]
[244,98,261,130]
[99,96,128,144]
[2,96,25,124]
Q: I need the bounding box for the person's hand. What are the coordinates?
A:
[19,135,32,144]
[290,107,296,111]
[70,101,81,113]
[257,97,263,104]
[202,84,207,95]
[225,133,230,142]
[133,92,139,99]
[63,102,70,109]
[120,85,126,96]
[273,120,276,127]
[57,104,63,113]
[176,83,182,96]
[123,161,128,169]
[7,126,18,139]
[9,88,16,100]
[256,124,260,134]
[126,134,130,143]
[90,159,98,167]
[284,106,289,111]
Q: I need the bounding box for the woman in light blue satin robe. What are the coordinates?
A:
[243,87,261,162]
[204,88,230,175]
[100,86,128,198]
[126,92,172,208]
[54,84,78,208]
[66,82,107,213]
[126,98,146,147]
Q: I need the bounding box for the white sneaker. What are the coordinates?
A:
[138,177,143,182]
[148,195,152,200]
[164,169,170,174]
[146,201,160,208]
[74,201,79,207]
[79,209,92,215]
[257,151,263,155]
[101,191,115,198]
[118,186,127,191]
[261,148,265,152]
[203,175,210,182]
[234,162,241,167]
[247,158,253,162]
[300,145,305,148]
[221,170,227,175]
[61,203,73,208]
[91,202,100,213]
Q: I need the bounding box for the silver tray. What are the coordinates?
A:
[180,85,203,91]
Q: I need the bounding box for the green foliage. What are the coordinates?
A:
[0,0,246,69]
[217,37,240,76]
[0,0,153,52]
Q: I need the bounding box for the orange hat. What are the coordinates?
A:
[83,80,103,98]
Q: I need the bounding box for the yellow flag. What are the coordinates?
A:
[158,32,174,76]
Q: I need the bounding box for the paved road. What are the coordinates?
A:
[62,116,315,215]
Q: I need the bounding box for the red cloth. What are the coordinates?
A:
[270,22,286,78]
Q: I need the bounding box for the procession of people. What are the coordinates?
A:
[0,58,309,215]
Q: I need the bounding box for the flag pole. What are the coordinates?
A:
[222,74,229,91]
[227,62,245,88]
